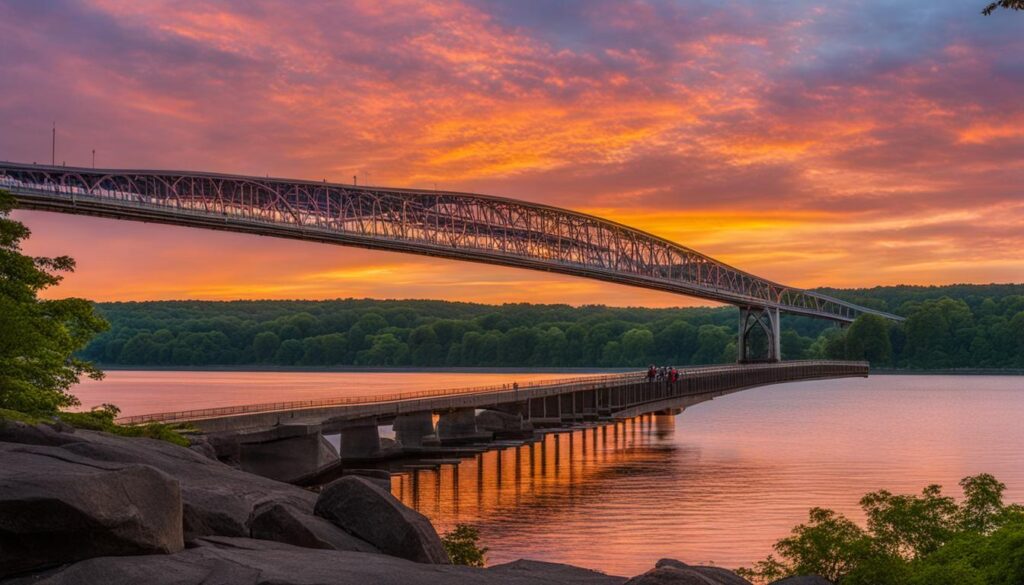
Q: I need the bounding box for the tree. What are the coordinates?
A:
[0,189,108,414]
[655,320,698,364]
[532,326,567,366]
[959,474,1009,533]
[903,299,974,368]
[738,507,873,583]
[619,328,655,366]
[861,484,958,558]
[845,314,892,365]
[252,331,281,361]
[356,333,407,365]
[275,339,304,364]
[983,1,1024,15]
[781,330,812,360]
[408,324,442,366]
[691,325,731,364]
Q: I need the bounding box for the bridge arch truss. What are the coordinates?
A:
[0,162,901,324]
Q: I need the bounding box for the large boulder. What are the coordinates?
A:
[655,559,751,585]
[487,559,626,584]
[4,537,631,585]
[0,422,317,540]
[769,578,833,585]
[314,475,449,564]
[342,468,392,491]
[0,419,83,447]
[626,560,752,585]
[249,502,379,553]
[0,443,183,578]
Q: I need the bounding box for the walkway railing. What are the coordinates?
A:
[117,361,864,425]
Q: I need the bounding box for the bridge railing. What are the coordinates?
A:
[116,360,865,425]
[116,371,647,425]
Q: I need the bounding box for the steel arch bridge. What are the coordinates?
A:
[0,161,901,344]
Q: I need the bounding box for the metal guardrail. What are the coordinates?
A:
[116,361,865,425]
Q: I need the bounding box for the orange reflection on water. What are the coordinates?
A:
[394,417,675,518]
[390,377,1024,576]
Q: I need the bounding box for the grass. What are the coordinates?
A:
[0,407,192,447]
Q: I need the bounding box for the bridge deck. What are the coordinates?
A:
[119,361,868,433]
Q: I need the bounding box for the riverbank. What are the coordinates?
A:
[0,419,816,585]
[94,364,634,373]
[89,364,1024,375]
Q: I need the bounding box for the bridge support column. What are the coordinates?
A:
[738,306,781,363]
[238,427,338,482]
[338,419,382,459]
[394,411,437,448]
[437,408,488,443]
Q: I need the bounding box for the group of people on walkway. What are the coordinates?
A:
[646,364,682,383]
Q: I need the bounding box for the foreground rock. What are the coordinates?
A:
[768,577,833,585]
[624,559,752,585]
[314,475,449,563]
[0,442,183,578]
[249,502,379,553]
[655,559,751,584]
[4,537,628,585]
[0,420,325,541]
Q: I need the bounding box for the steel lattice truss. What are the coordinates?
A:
[0,162,901,323]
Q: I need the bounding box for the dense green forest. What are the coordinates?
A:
[78,284,1024,369]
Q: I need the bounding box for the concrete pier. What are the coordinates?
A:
[393,411,437,448]
[437,408,487,443]
[338,419,382,459]
[238,429,338,482]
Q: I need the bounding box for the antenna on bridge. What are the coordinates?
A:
[353,175,357,186]
[92,149,96,169]
[51,122,55,166]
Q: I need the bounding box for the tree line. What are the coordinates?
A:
[77,284,1024,369]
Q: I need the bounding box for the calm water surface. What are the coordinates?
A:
[74,372,1023,575]
[392,375,1023,574]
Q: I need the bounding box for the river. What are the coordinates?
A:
[73,371,1023,575]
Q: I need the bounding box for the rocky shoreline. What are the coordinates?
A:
[0,421,828,584]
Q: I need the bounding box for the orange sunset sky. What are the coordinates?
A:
[1,1,1022,307]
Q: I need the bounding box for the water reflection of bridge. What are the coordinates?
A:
[393,415,676,532]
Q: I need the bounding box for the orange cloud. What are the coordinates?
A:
[2,0,1022,306]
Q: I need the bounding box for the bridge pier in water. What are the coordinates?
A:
[393,411,437,448]
[336,418,383,459]
[437,408,487,444]
[233,425,339,482]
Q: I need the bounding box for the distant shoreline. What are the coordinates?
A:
[93,365,635,374]
[92,365,1024,376]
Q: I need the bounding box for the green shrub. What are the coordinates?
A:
[740,475,1023,585]
[58,404,192,447]
[0,404,191,447]
[442,524,488,567]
